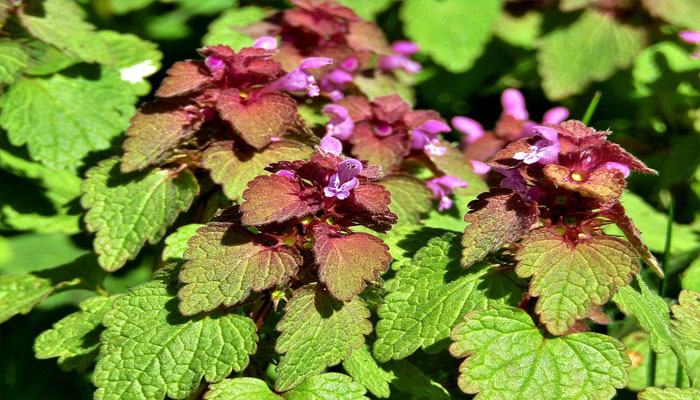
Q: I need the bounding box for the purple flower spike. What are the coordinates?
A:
[340,57,359,71]
[501,88,528,121]
[601,162,630,178]
[391,41,419,55]
[542,107,569,125]
[268,57,333,97]
[324,158,363,200]
[426,175,468,211]
[470,160,491,175]
[513,126,559,165]
[680,31,700,44]
[253,36,278,50]
[410,120,450,155]
[452,116,484,144]
[320,136,343,156]
[323,104,354,140]
[378,55,422,74]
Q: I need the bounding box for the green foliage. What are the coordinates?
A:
[82,158,199,271]
[206,373,368,400]
[203,6,268,50]
[638,387,700,400]
[378,174,432,226]
[0,39,29,84]
[672,290,700,350]
[623,332,699,390]
[374,233,520,362]
[93,267,258,400]
[162,223,203,262]
[275,285,371,392]
[450,306,630,399]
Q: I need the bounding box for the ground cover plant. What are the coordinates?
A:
[1,0,700,399]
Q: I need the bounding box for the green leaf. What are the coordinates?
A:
[106,0,155,15]
[400,0,503,73]
[82,158,199,271]
[34,295,117,371]
[0,255,107,323]
[21,39,79,76]
[275,285,371,392]
[374,233,521,362]
[178,222,302,315]
[202,140,312,202]
[205,377,280,400]
[638,387,700,400]
[462,189,539,268]
[343,345,392,398]
[0,232,88,274]
[623,331,699,391]
[202,6,268,50]
[537,10,646,100]
[632,42,700,97]
[683,257,700,292]
[450,305,630,399]
[162,224,203,262]
[0,67,138,170]
[285,373,368,400]
[0,39,29,84]
[336,0,394,20]
[18,0,114,64]
[382,359,450,400]
[94,267,258,400]
[353,72,416,105]
[98,30,162,96]
[516,228,639,335]
[672,290,700,350]
[378,174,431,226]
[642,0,700,30]
[493,10,542,50]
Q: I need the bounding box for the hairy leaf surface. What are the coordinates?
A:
[638,387,700,400]
[0,39,29,84]
[378,174,432,226]
[162,224,203,262]
[206,373,368,400]
[241,174,318,226]
[672,290,700,350]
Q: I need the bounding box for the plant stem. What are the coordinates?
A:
[581,91,602,125]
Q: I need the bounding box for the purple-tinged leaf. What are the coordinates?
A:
[240,174,320,226]
[543,164,625,202]
[349,123,407,172]
[155,60,212,98]
[352,183,392,214]
[602,202,662,277]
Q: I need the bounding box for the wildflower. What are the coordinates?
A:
[378,41,422,74]
[410,120,450,156]
[324,159,363,200]
[452,116,484,144]
[319,135,343,156]
[469,160,491,175]
[513,126,559,165]
[253,36,278,50]
[320,58,358,101]
[267,57,333,96]
[323,104,354,140]
[679,30,700,58]
[426,175,469,211]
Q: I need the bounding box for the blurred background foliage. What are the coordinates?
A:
[1,0,699,398]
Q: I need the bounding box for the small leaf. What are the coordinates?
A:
[34,295,117,371]
[450,305,629,399]
[155,60,212,98]
[374,233,521,362]
[275,285,371,392]
[203,6,268,50]
[205,378,281,400]
[240,174,318,226]
[544,164,625,202]
[516,228,639,335]
[217,90,298,150]
[378,174,431,226]
[672,290,700,350]
[462,189,538,268]
[82,158,199,271]
[121,102,202,172]
[343,345,392,398]
[0,39,29,84]
[285,373,369,400]
[537,10,646,100]
[94,266,258,400]
[400,0,503,73]
[19,0,114,64]
[0,67,138,170]
[203,140,312,201]
[638,387,700,400]
[349,123,407,172]
[178,222,302,315]
[106,0,155,15]
[337,0,394,20]
[313,231,391,302]
[162,224,203,262]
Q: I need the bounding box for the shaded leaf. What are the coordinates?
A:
[203,6,268,50]
[205,377,280,400]
[642,0,700,30]
[672,290,700,350]
[343,345,392,398]
[0,39,29,84]
[378,174,431,226]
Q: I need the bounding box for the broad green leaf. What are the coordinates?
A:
[18,0,114,64]
[378,174,431,226]
[493,10,542,49]
[206,373,368,400]
[353,72,416,105]
[275,285,371,392]
[106,0,155,15]
[94,267,258,400]
[343,345,393,398]
[99,30,162,96]
[34,295,116,371]
[450,305,630,399]
[516,228,639,335]
[672,290,700,350]
[373,225,452,268]
[400,0,503,73]
[382,359,450,400]
[642,0,700,30]
[638,387,700,400]
[374,233,521,362]
[0,232,88,275]
[623,331,699,391]
[0,39,29,84]
[0,255,106,323]
[162,224,203,262]
[632,42,700,97]
[0,67,138,170]
[178,222,302,315]
[537,10,646,100]
[203,140,312,202]
[422,192,474,232]
[683,257,700,292]
[462,189,538,268]
[337,0,394,20]
[205,377,280,400]
[0,205,80,234]
[82,158,199,271]
[202,6,268,50]
[21,39,79,76]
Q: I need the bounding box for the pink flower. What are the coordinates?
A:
[319,135,343,156]
[502,89,529,121]
[253,36,278,50]
[513,126,559,165]
[679,31,700,58]
[469,160,491,175]
[452,116,484,144]
[426,175,469,211]
[324,159,363,200]
[267,57,333,96]
[323,104,354,141]
[378,41,422,74]
[410,120,450,156]
[319,57,358,101]
[497,168,528,193]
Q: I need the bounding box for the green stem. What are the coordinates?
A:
[648,345,657,388]
[581,91,602,125]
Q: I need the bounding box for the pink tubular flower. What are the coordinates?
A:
[679,31,700,58]
[426,175,469,211]
[469,160,491,175]
[253,36,278,50]
[452,116,484,144]
[324,159,363,200]
[323,104,354,140]
[542,107,570,125]
[267,57,333,96]
[319,135,343,156]
[319,57,358,101]
[600,162,630,178]
[377,41,422,74]
[276,170,295,178]
[502,89,529,121]
[497,168,527,193]
[205,55,226,78]
[513,126,559,165]
[410,120,450,156]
